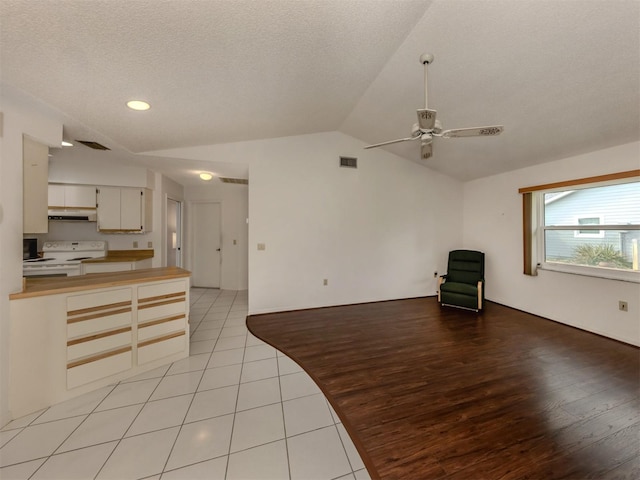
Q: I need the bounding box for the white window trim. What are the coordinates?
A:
[538,261,640,283]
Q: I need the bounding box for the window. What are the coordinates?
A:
[575,216,604,238]
[520,170,640,282]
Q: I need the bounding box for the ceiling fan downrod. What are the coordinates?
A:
[419,53,434,110]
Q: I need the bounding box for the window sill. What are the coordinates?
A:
[538,263,640,283]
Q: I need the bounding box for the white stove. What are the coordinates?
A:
[23,241,107,277]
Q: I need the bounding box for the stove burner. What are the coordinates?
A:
[24,258,54,263]
[68,257,92,261]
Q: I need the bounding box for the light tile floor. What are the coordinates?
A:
[0,288,370,480]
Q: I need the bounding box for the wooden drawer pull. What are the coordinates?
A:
[138,297,185,310]
[139,314,186,329]
[138,292,186,304]
[68,301,132,317]
[138,330,185,348]
[67,346,132,369]
[67,326,132,346]
[67,307,132,324]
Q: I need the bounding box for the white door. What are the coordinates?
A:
[192,202,221,288]
[166,198,182,267]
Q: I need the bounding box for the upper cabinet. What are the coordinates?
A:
[97,186,152,233]
[49,184,96,209]
[23,136,49,234]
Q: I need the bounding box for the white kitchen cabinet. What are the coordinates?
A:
[66,288,133,389]
[49,184,96,209]
[48,184,65,207]
[137,280,188,365]
[9,271,190,418]
[96,186,152,232]
[23,136,49,233]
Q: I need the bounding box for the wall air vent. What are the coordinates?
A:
[76,140,110,150]
[220,177,249,185]
[339,156,357,168]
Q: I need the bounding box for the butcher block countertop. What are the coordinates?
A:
[11,267,190,300]
[82,249,154,263]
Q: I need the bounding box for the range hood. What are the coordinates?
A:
[48,208,97,222]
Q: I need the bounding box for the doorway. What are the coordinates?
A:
[166,198,182,267]
[191,202,221,288]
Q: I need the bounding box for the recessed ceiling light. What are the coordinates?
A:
[199,172,213,181]
[127,100,150,111]
[61,141,73,147]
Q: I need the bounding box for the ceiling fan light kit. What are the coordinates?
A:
[365,54,503,161]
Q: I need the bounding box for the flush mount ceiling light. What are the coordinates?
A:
[199,172,213,181]
[126,100,150,111]
[61,141,73,147]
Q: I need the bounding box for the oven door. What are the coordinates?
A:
[23,264,82,277]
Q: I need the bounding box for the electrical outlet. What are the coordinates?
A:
[619,301,628,312]
[233,239,237,245]
[147,241,153,248]
[133,241,138,248]
[257,243,266,251]
[323,279,328,286]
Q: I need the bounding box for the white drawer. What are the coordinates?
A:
[138,316,186,342]
[68,311,132,339]
[67,329,132,362]
[138,300,186,323]
[137,332,186,365]
[67,349,132,389]
[67,288,132,312]
[138,280,186,300]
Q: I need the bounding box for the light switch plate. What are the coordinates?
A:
[257,243,266,251]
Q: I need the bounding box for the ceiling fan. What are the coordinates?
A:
[364,53,504,161]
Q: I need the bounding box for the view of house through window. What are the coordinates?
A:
[541,181,640,274]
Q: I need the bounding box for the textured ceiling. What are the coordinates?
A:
[1,0,638,186]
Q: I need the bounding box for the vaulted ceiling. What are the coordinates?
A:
[1,0,638,186]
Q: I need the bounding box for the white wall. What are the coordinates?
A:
[152,131,463,313]
[0,89,63,426]
[247,132,463,314]
[184,182,249,290]
[463,142,640,345]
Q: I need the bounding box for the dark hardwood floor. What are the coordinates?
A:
[246,297,640,480]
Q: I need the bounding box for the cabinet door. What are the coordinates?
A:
[65,185,96,208]
[23,137,49,233]
[97,186,122,230]
[48,184,66,208]
[120,188,143,231]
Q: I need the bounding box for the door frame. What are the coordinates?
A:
[165,196,183,268]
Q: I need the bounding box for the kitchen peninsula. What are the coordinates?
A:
[9,267,191,419]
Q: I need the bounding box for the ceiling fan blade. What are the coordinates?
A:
[364,135,420,149]
[417,109,437,130]
[440,125,504,138]
[420,142,433,161]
